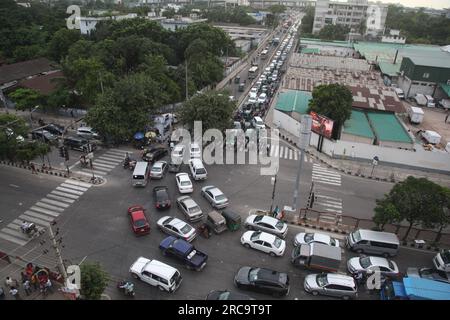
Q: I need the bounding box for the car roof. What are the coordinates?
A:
[168,217,186,228]
[177,172,190,180]
[255,231,277,243]
[368,256,391,268]
[311,233,332,243]
[78,126,93,131]
[143,259,178,278]
[326,274,355,287]
[181,197,197,208]
[357,229,399,244]
[257,268,283,282]
[153,161,166,168]
[206,186,222,196]
[131,210,146,221]
[256,215,279,225]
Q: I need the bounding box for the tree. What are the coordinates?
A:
[162,7,176,19]
[301,6,315,35]
[80,262,109,300]
[179,90,235,133]
[421,187,450,244]
[48,28,81,62]
[8,88,43,111]
[374,176,449,241]
[307,84,353,140]
[318,24,350,41]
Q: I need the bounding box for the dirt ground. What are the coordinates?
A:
[401,101,450,150]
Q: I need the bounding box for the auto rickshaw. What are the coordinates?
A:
[221,209,241,231]
[206,210,227,234]
[234,76,240,84]
[238,82,245,92]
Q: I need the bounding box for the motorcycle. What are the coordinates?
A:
[123,157,136,170]
[21,222,38,238]
[117,281,135,297]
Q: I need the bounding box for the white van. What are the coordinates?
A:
[346,229,399,257]
[424,95,435,108]
[394,88,404,99]
[171,145,185,164]
[190,143,201,159]
[130,257,182,293]
[132,161,150,187]
[189,158,207,181]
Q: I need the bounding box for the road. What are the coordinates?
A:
[0,146,436,301]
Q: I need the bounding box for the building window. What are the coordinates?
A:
[346,18,350,22]
[325,18,333,24]
[423,73,430,79]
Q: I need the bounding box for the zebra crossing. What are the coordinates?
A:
[0,179,92,247]
[312,163,342,186]
[74,149,129,177]
[313,194,343,215]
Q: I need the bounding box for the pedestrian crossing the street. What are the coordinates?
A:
[74,149,129,178]
[312,164,341,186]
[0,179,92,246]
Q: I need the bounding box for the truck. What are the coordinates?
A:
[291,243,342,272]
[159,236,208,271]
[422,130,441,144]
[408,106,424,124]
[380,277,450,300]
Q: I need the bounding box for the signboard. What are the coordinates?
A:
[310,111,334,139]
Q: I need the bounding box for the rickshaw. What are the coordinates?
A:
[206,210,227,234]
[234,76,241,84]
[221,209,241,231]
[238,82,245,92]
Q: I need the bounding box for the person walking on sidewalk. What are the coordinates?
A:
[5,276,14,288]
[9,287,20,300]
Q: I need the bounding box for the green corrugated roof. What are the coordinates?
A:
[300,38,353,48]
[367,112,412,143]
[439,83,450,96]
[301,48,320,54]
[343,110,374,139]
[378,62,401,77]
[275,90,311,114]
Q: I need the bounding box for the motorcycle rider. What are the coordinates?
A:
[21,221,29,233]
[119,281,134,295]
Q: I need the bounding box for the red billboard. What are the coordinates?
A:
[310,111,334,139]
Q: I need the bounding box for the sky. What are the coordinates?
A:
[374,0,449,9]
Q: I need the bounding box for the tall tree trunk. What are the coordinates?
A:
[403,222,413,241]
[434,225,444,244]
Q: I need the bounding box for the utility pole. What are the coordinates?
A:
[48,222,67,282]
[291,115,312,212]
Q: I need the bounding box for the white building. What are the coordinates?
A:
[160,15,208,31]
[381,29,406,44]
[312,0,388,37]
[76,14,138,35]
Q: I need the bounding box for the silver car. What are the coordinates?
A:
[156,216,196,242]
[150,161,168,179]
[201,186,228,209]
[176,196,203,222]
[304,273,358,300]
[347,256,399,277]
[244,214,288,239]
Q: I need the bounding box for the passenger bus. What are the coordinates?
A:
[260,50,268,60]
[248,66,258,79]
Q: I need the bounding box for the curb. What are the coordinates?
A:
[276,135,397,183]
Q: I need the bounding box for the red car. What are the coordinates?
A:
[128,205,150,235]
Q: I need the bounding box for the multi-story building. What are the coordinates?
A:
[248,0,314,9]
[312,0,388,37]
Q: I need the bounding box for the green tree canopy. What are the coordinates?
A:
[80,262,109,300]
[301,6,315,35]
[48,28,81,62]
[8,88,44,111]
[374,176,450,241]
[307,84,353,139]
[179,90,236,134]
[318,24,350,41]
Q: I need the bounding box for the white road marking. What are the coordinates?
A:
[51,190,79,199]
[55,187,84,195]
[35,202,65,212]
[64,179,92,188]
[30,206,60,217]
[40,198,70,208]
[46,194,75,203]
[60,183,89,192]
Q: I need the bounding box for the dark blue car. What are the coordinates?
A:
[159,236,208,271]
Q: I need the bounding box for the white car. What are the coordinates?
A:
[248,96,257,104]
[252,116,265,130]
[171,145,185,164]
[347,256,399,277]
[157,216,196,242]
[176,196,203,222]
[241,230,286,257]
[201,185,228,209]
[294,232,340,247]
[257,93,267,104]
[249,87,258,98]
[150,161,168,179]
[190,143,201,159]
[245,214,288,238]
[175,173,193,194]
[77,126,99,139]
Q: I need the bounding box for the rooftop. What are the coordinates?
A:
[18,70,64,95]
[366,112,412,144]
[0,58,55,85]
[343,109,375,139]
[274,90,311,114]
[349,85,405,113]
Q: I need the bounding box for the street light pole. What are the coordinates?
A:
[292,115,312,212]
[269,174,277,214]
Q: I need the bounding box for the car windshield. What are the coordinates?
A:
[304,233,314,242]
[441,250,450,264]
[275,221,284,230]
[180,181,191,186]
[360,257,372,269]
[248,268,260,282]
[352,230,362,242]
[273,238,282,248]
[215,194,226,201]
[250,231,261,241]
[134,219,147,228]
[196,168,206,174]
[152,168,161,172]
[180,224,192,234]
[329,238,336,246]
[388,261,395,271]
[157,190,168,200]
[188,206,200,214]
[316,274,329,287]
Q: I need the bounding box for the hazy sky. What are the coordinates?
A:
[373,0,449,9]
